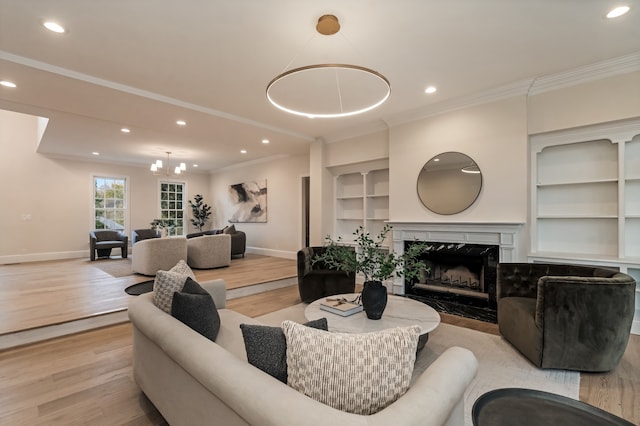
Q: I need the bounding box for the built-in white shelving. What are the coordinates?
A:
[530,118,640,334]
[334,166,389,245]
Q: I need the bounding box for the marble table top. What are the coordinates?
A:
[305,293,441,335]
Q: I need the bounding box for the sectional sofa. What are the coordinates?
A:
[128,279,478,425]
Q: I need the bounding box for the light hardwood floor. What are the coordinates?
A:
[0,258,637,425]
[0,254,296,335]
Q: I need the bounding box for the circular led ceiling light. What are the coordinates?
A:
[266,15,391,119]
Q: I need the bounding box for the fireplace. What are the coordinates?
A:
[388,222,524,323]
[405,241,499,321]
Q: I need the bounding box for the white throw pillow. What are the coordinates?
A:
[153,270,189,313]
[169,259,196,280]
[281,320,420,415]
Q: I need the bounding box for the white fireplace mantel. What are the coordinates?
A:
[388,222,525,295]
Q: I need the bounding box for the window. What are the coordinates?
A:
[160,182,185,236]
[94,176,127,230]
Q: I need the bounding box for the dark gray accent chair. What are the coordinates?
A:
[497,263,636,372]
[90,229,128,261]
[132,228,160,244]
[297,246,356,303]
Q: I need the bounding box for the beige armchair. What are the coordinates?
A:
[132,237,188,276]
[187,234,232,269]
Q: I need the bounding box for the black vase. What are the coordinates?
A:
[361,281,388,320]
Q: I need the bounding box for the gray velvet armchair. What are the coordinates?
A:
[90,229,128,261]
[497,263,636,372]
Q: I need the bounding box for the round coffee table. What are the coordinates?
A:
[305,293,440,350]
[472,388,634,426]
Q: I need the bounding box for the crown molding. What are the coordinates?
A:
[384,79,533,128]
[528,52,640,95]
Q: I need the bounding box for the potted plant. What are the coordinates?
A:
[150,219,176,237]
[188,194,212,232]
[314,225,431,319]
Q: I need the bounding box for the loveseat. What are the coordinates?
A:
[128,279,478,426]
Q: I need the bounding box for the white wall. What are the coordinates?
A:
[389,96,529,223]
[0,109,210,263]
[209,154,309,258]
[527,71,640,134]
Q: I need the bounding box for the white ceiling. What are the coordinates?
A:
[0,0,639,172]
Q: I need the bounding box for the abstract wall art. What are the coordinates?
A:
[228,180,267,223]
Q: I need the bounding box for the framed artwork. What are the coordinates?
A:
[228,179,267,223]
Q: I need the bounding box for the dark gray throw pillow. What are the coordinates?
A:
[171,277,221,341]
[240,318,328,383]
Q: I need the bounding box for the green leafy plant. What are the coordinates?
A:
[314,225,431,283]
[188,194,212,231]
[150,218,176,231]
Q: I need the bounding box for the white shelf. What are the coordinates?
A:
[536,178,618,187]
[531,124,640,264]
[334,166,390,244]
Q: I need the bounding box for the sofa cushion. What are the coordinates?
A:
[240,318,328,383]
[223,224,236,234]
[153,270,189,313]
[171,278,220,341]
[282,320,420,415]
[169,259,196,279]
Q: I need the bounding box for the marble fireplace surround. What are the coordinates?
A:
[388,222,524,295]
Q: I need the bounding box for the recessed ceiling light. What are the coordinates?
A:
[0,80,17,88]
[121,128,130,133]
[92,152,100,156]
[606,6,630,18]
[240,150,247,154]
[193,164,199,168]
[176,120,186,126]
[43,21,65,33]
[434,158,440,162]
[425,86,437,94]
[262,139,270,144]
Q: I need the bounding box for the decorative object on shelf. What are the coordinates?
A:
[150,151,187,176]
[150,218,176,237]
[266,14,390,119]
[417,151,482,215]
[314,225,431,320]
[188,194,212,231]
[228,180,267,223]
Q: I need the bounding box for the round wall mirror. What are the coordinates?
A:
[417,152,482,215]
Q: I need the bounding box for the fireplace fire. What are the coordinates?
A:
[405,241,499,322]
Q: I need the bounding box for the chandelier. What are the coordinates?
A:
[266,15,391,119]
[150,151,186,176]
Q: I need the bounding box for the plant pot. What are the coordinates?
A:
[361,280,388,320]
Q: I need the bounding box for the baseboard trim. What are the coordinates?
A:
[246,247,296,260]
[0,250,88,265]
[632,319,639,336]
[0,310,130,351]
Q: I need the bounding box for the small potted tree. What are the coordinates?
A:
[314,225,431,319]
[188,194,212,232]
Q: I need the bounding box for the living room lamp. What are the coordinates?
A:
[150,151,186,176]
[266,15,391,119]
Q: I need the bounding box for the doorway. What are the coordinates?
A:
[301,176,310,248]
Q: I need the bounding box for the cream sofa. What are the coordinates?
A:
[131,237,188,276]
[128,279,478,426]
[187,233,231,269]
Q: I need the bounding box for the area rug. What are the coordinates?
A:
[91,258,133,278]
[124,280,154,295]
[257,304,580,426]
